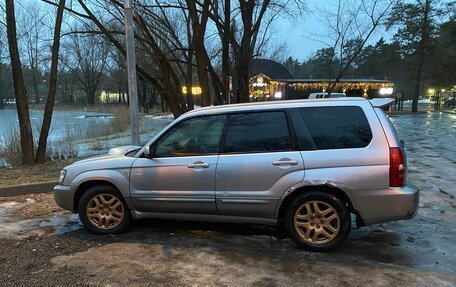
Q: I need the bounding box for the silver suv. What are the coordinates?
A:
[54,98,419,251]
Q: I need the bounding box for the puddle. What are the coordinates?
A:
[41,214,83,236]
[0,198,82,239]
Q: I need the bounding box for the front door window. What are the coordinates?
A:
[155,115,226,157]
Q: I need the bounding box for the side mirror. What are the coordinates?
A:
[144,145,153,158]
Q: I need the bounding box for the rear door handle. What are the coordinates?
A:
[187,161,210,168]
[272,158,298,166]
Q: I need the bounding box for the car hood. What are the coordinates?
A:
[74,145,141,165]
[65,145,141,174]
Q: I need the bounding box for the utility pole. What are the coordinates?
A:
[124,0,140,145]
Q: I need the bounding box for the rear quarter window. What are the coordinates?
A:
[298,106,372,150]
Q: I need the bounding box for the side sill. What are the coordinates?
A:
[130,210,278,226]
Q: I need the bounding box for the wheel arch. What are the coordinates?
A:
[277,184,364,226]
[73,180,122,213]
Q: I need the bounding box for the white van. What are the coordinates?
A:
[308,92,346,99]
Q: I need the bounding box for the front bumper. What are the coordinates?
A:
[54,184,77,212]
[351,182,419,225]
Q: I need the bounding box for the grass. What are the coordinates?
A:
[0,158,82,187]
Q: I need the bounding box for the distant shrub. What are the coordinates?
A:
[0,128,22,167]
[0,127,78,167]
[110,105,131,134]
[89,137,110,151]
[82,106,131,140]
[46,129,79,160]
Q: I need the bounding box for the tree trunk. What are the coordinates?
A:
[33,71,40,104]
[412,0,431,113]
[235,53,251,103]
[412,60,424,113]
[185,54,194,109]
[6,0,35,165]
[88,87,96,105]
[35,0,65,163]
[187,0,212,106]
[141,78,147,110]
[0,93,4,109]
[222,0,231,104]
[237,68,250,102]
[185,14,194,110]
[0,65,4,109]
[231,0,269,103]
[193,49,211,106]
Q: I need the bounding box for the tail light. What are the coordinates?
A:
[390,147,406,187]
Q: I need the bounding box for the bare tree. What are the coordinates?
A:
[317,0,396,95]
[68,0,188,116]
[182,3,194,109]
[36,0,66,163]
[186,0,212,106]
[107,49,128,104]
[5,0,35,164]
[63,30,109,104]
[210,0,305,102]
[56,68,77,104]
[42,0,304,115]
[18,1,49,104]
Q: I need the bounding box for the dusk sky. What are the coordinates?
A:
[276,0,395,61]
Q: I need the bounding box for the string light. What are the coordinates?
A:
[249,74,394,99]
[288,81,394,91]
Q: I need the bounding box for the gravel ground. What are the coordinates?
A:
[0,111,455,287]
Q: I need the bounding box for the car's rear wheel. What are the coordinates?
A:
[78,185,131,234]
[284,191,351,251]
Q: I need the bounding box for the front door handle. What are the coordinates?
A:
[187,161,210,168]
[272,158,298,166]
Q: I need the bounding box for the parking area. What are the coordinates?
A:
[0,111,455,287]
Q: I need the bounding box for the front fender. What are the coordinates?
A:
[71,168,131,197]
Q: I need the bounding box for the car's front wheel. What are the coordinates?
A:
[78,185,131,234]
[284,191,351,251]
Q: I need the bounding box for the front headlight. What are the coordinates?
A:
[59,169,67,184]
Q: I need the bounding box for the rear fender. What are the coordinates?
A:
[274,178,352,219]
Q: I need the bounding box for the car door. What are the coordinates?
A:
[215,111,304,219]
[130,115,226,214]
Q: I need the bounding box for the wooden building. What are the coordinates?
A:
[249,59,394,101]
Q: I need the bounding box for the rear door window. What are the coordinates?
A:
[298,106,372,150]
[223,111,292,153]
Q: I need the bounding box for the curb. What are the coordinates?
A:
[0,181,57,197]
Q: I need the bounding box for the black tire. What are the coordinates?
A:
[284,191,351,251]
[78,185,131,234]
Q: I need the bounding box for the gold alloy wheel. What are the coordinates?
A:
[293,200,340,244]
[86,193,125,229]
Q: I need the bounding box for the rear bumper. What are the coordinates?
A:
[54,184,77,212]
[351,182,419,225]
